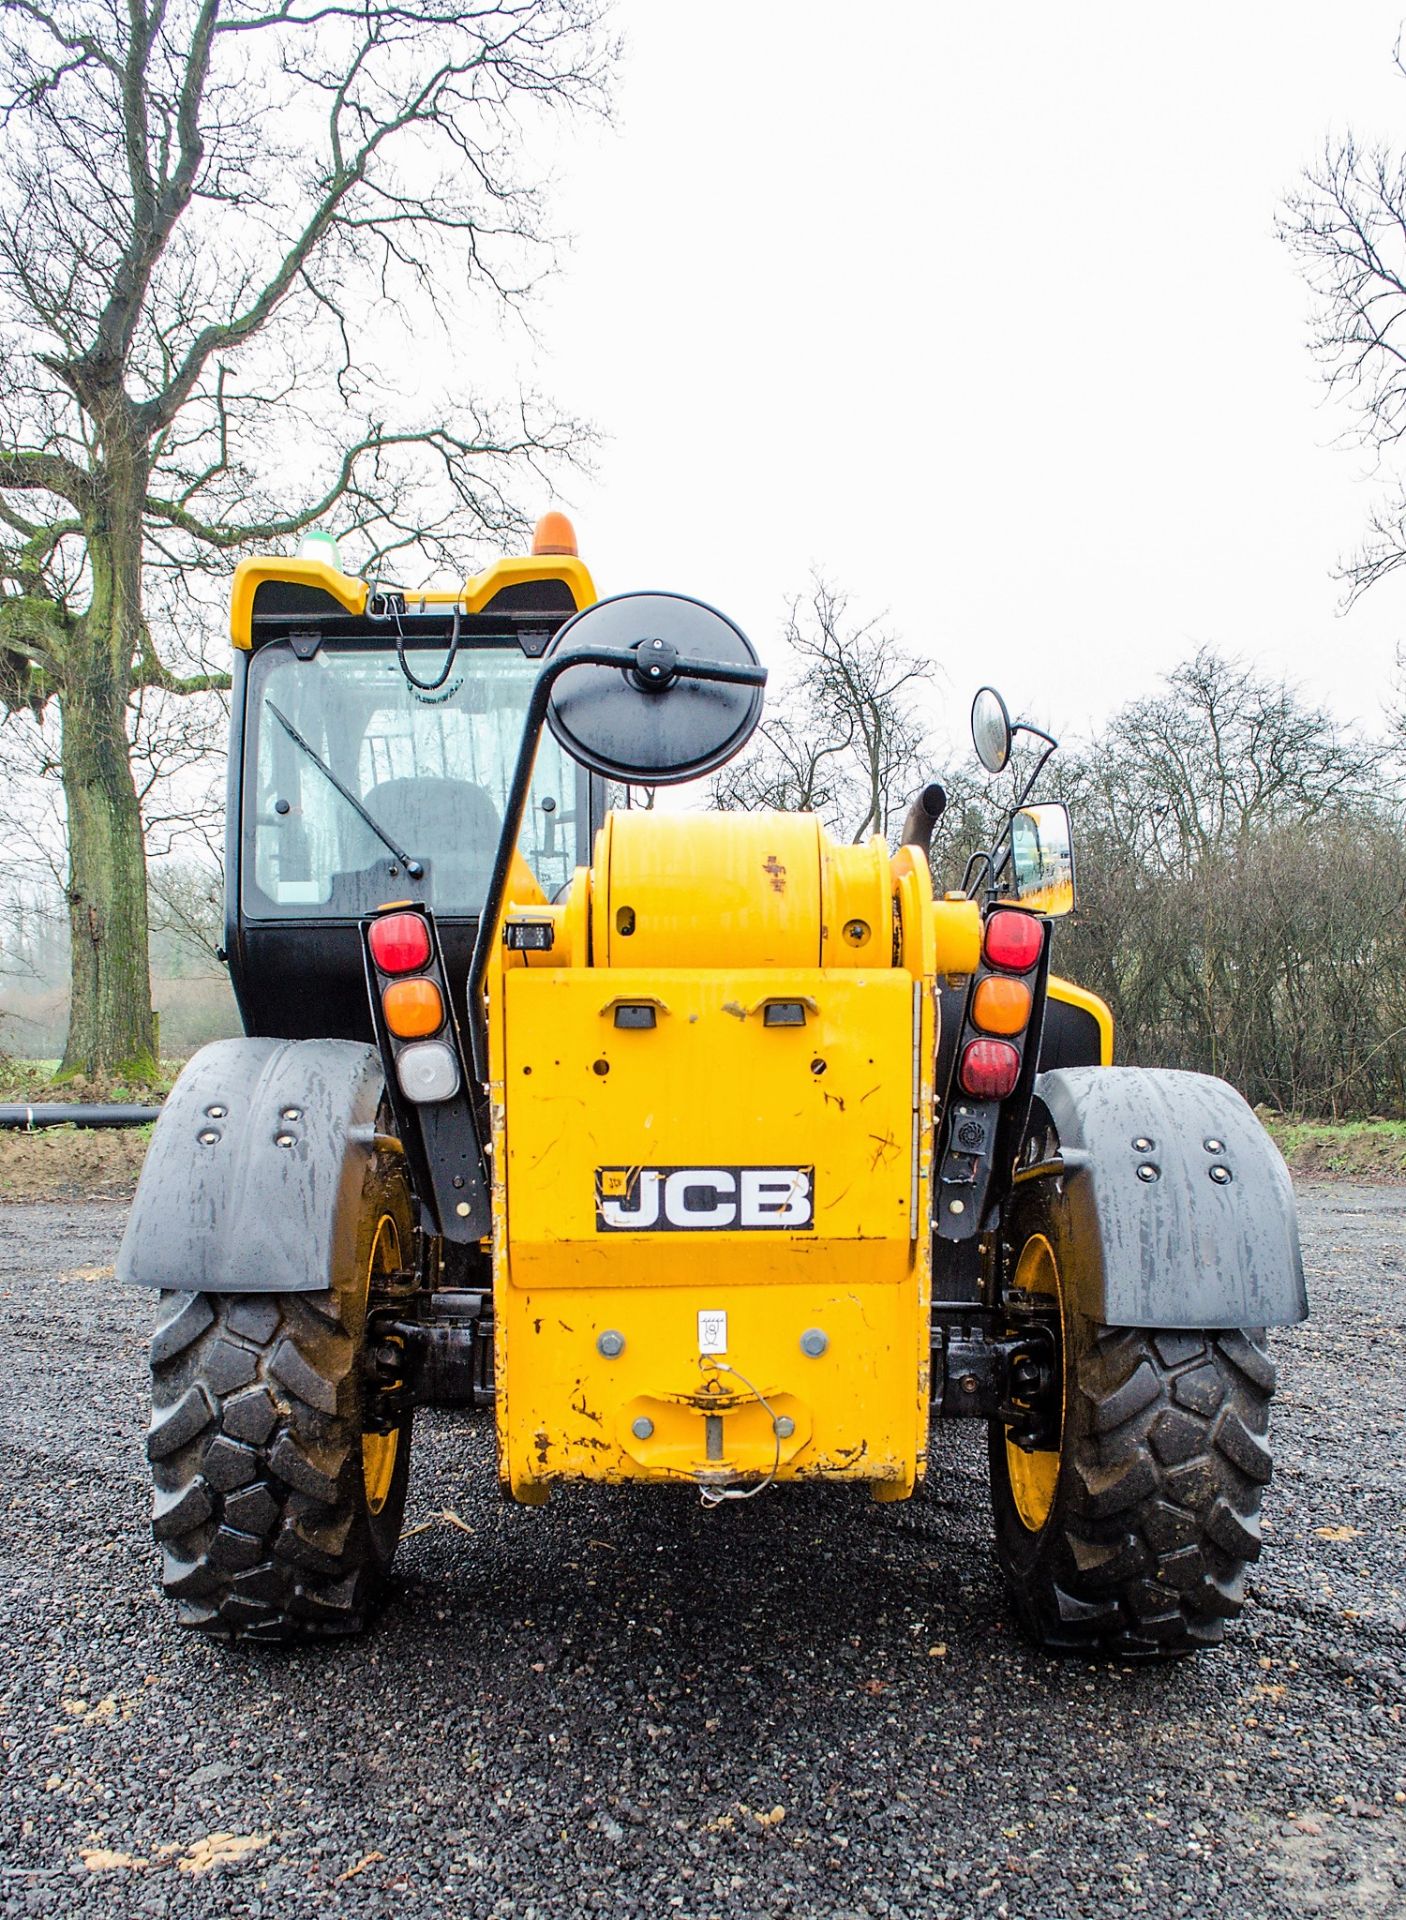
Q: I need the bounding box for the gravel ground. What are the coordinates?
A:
[1,1184,1402,1919]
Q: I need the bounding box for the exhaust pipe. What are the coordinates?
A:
[899,782,947,855]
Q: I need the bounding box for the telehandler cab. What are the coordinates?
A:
[120,516,1306,1656]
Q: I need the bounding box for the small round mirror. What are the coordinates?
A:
[545,591,763,785]
[971,686,1013,774]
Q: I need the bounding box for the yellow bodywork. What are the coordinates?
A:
[229,548,597,648]
[1048,975,1115,1065]
[230,554,368,645]
[488,815,978,1505]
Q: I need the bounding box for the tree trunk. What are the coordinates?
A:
[58,444,157,1082]
[59,689,156,1079]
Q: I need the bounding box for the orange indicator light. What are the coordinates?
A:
[383,977,444,1038]
[972,975,1032,1037]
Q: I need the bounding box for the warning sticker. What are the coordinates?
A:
[697,1310,728,1355]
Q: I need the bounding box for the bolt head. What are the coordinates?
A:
[774,1415,796,1438]
[1136,1162,1158,1182]
[1209,1164,1232,1185]
[1204,1137,1225,1154]
[1132,1135,1154,1153]
[598,1329,625,1358]
[799,1328,828,1358]
[631,1415,654,1440]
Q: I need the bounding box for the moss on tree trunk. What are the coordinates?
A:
[58,687,157,1081]
[57,453,158,1083]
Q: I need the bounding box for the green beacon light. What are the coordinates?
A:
[298,528,342,571]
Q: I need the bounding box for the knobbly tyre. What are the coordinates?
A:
[119,516,1306,1655]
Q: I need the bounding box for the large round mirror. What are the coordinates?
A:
[971,685,1013,774]
[545,591,763,784]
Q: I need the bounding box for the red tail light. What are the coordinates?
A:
[960,1038,1021,1098]
[984,909,1042,972]
[368,911,432,975]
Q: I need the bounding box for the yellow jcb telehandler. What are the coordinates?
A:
[119,516,1305,1656]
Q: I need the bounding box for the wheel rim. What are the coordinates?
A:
[362,1213,401,1517]
[1004,1232,1062,1532]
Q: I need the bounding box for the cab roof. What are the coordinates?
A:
[229,515,597,651]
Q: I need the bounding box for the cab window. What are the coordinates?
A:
[244,640,585,916]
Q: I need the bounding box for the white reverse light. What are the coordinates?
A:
[395,1040,460,1104]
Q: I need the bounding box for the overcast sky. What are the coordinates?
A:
[518,2,1406,755]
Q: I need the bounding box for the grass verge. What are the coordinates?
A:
[0,1056,165,1200]
[0,1056,176,1103]
[1262,1115,1406,1183]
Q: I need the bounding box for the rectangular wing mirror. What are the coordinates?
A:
[1009,802,1075,918]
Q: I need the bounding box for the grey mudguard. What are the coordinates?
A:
[1031,1066,1307,1329]
[118,1037,386,1293]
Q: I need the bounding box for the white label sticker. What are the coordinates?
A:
[698,1309,728,1356]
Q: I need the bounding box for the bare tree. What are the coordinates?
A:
[1053,651,1396,1108]
[0,0,611,1078]
[1282,99,1406,599]
[149,853,225,973]
[1062,649,1378,880]
[712,580,938,844]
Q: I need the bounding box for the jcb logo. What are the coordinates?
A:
[595,1166,814,1232]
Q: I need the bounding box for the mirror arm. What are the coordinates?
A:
[466,643,765,1084]
[967,740,1058,903]
[664,656,767,689]
[1011,737,1057,814]
[988,831,1016,894]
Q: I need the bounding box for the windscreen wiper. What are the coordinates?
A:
[265,698,424,881]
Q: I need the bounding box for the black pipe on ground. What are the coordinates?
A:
[0,1103,163,1130]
